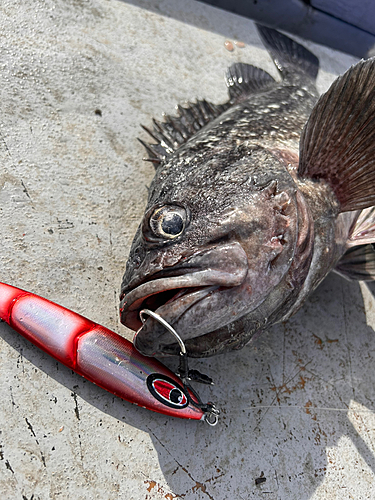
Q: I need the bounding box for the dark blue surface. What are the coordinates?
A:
[198,0,375,57]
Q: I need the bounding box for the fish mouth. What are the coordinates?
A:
[120,242,249,356]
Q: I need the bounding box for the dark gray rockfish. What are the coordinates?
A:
[120,25,375,358]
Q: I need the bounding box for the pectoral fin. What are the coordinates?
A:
[347,207,375,247]
[335,244,375,281]
[298,57,375,212]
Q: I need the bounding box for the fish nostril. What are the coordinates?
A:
[134,255,142,269]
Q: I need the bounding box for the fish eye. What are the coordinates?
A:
[149,206,187,239]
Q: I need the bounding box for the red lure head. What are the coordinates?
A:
[147,374,188,409]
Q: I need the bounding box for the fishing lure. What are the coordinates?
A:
[0,282,218,425]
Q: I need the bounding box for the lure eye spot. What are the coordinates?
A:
[170,388,184,404]
[146,374,189,409]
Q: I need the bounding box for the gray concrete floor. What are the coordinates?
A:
[1,1,374,499]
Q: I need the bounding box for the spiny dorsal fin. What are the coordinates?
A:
[139,100,229,166]
[256,24,319,80]
[225,63,276,102]
[298,57,375,212]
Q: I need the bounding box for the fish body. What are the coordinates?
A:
[120,26,375,358]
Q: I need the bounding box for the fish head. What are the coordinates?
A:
[120,146,299,357]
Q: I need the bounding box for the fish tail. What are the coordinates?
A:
[256,24,319,80]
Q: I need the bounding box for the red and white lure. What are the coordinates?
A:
[0,282,218,425]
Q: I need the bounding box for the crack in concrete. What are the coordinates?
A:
[71,391,81,420]
[24,418,46,468]
[254,360,312,432]
[9,386,16,408]
[342,281,355,397]
[78,432,84,463]
[25,417,37,439]
[0,130,12,159]
[20,179,33,202]
[71,392,84,462]
[0,130,34,207]
[5,459,14,473]
[0,430,13,474]
[303,367,350,410]
[146,426,215,500]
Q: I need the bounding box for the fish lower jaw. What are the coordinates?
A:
[133,284,224,356]
[120,284,219,333]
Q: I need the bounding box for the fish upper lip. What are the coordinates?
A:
[123,268,246,311]
[120,265,199,299]
[120,241,249,331]
[120,267,247,332]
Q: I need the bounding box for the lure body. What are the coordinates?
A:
[0,282,207,421]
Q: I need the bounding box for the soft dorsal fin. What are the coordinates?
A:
[256,24,319,80]
[225,63,276,102]
[298,57,375,212]
[139,100,229,166]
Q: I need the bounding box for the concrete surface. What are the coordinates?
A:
[0,0,374,499]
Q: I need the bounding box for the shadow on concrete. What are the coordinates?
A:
[2,271,375,498]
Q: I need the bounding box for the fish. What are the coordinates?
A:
[119,25,375,358]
